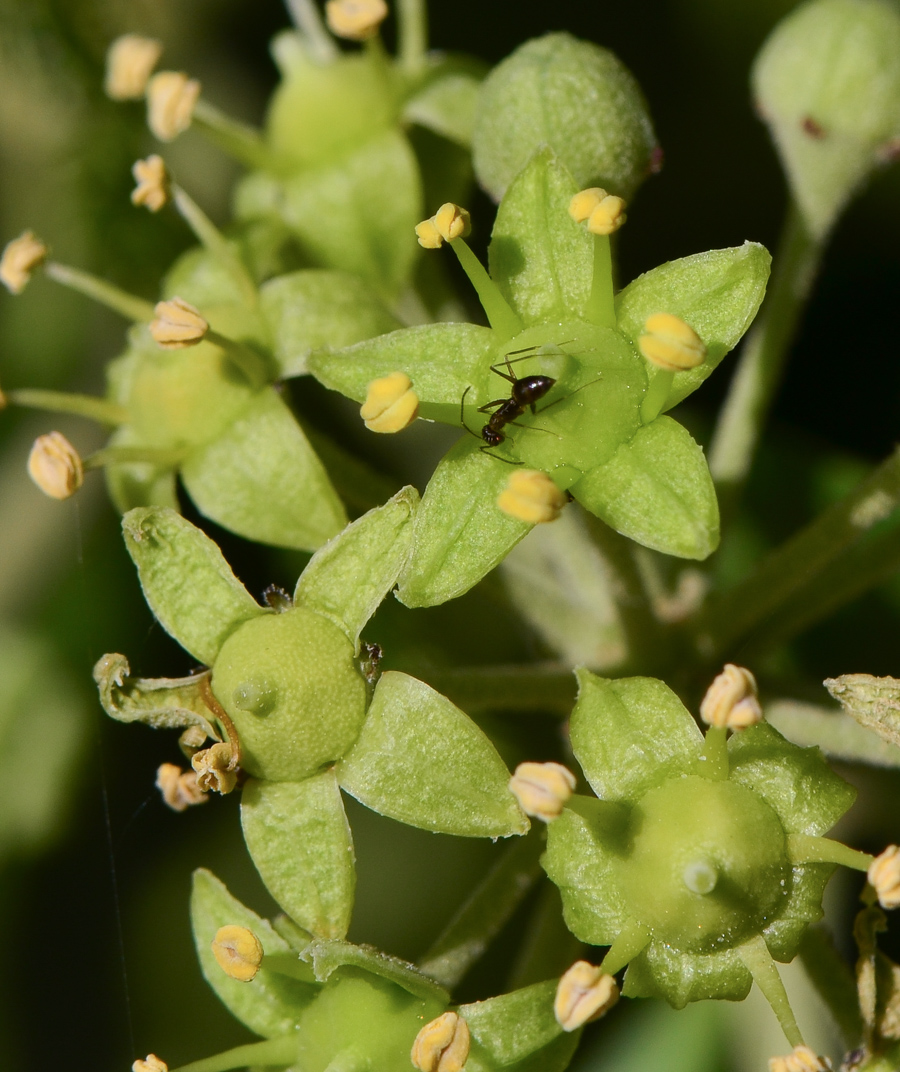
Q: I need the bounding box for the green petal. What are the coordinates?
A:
[190,868,318,1037]
[615,243,771,411]
[763,863,833,962]
[403,72,482,146]
[241,774,356,940]
[571,416,720,560]
[623,941,751,1008]
[294,487,418,646]
[570,671,703,803]
[488,147,591,324]
[297,937,449,1004]
[337,670,528,838]
[181,387,347,552]
[122,507,267,665]
[260,269,400,378]
[459,980,573,1067]
[396,438,532,608]
[163,245,250,308]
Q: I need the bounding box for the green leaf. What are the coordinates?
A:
[570,671,703,803]
[403,72,482,146]
[571,416,720,560]
[191,868,318,1037]
[297,938,450,1004]
[337,671,528,837]
[181,387,347,552]
[294,487,418,646]
[459,980,571,1066]
[122,506,267,666]
[396,438,532,608]
[615,243,771,410]
[259,269,400,378]
[488,147,592,325]
[241,774,356,940]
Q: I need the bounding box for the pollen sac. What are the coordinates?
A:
[132,1057,168,1072]
[415,203,471,248]
[638,312,706,372]
[568,187,627,235]
[700,664,762,730]
[768,1045,833,1072]
[147,71,201,142]
[27,432,84,500]
[509,761,576,821]
[869,845,900,909]
[104,34,162,100]
[191,743,238,794]
[360,371,419,433]
[497,469,567,524]
[325,0,388,40]
[410,1011,470,1072]
[554,961,619,1031]
[210,924,264,982]
[155,763,208,811]
[149,296,209,349]
[0,230,47,294]
[131,155,171,213]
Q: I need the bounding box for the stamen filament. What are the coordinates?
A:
[191,99,271,170]
[171,1035,298,1072]
[397,0,428,76]
[697,725,729,781]
[449,239,522,341]
[283,0,340,63]
[205,329,269,387]
[787,835,873,871]
[640,369,674,424]
[599,917,651,975]
[83,446,187,470]
[172,185,258,308]
[584,235,616,329]
[45,262,154,322]
[737,934,804,1048]
[6,389,128,426]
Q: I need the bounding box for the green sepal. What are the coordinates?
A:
[297,937,450,1004]
[92,653,218,740]
[488,147,592,325]
[181,387,347,552]
[294,487,418,646]
[337,670,528,838]
[571,416,720,560]
[163,244,251,309]
[122,507,267,666]
[728,721,856,837]
[622,941,751,1008]
[190,868,319,1038]
[104,426,179,513]
[259,269,401,378]
[570,671,703,804]
[396,439,532,608]
[615,243,772,411]
[761,863,834,961]
[241,773,356,941]
[403,71,482,146]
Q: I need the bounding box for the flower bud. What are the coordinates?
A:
[105,34,162,100]
[325,0,388,40]
[638,313,706,372]
[554,961,619,1031]
[360,372,419,433]
[509,761,576,821]
[191,743,238,794]
[211,924,264,981]
[133,1057,168,1072]
[415,204,471,248]
[131,155,171,213]
[147,71,201,142]
[155,763,208,812]
[699,664,762,730]
[0,231,47,294]
[150,297,209,349]
[768,1045,832,1072]
[753,0,900,238]
[27,432,83,500]
[410,1011,470,1072]
[568,187,627,235]
[497,469,566,524]
[869,845,900,909]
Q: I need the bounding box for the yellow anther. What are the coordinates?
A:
[869,845,900,909]
[211,925,264,982]
[509,761,576,822]
[554,961,619,1031]
[131,155,171,213]
[325,0,388,40]
[191,743,238,794]
[27,432,84,500]
[146,71,201,142]
[638,312,706,372]
[104,34,163,100]
[0,231,47,294]
[699,664,762,730]
[360,372,419,433]
[132,1057,168,1072]
[568,187,607,223]
[155,763,209,812]
[497,469,566,525]
[415,204,471,248]
[149,296,209,349]
[768,1045,833,1072]
[415,218,444,249]
[410,1011,470,1072]
[568,188,627,235]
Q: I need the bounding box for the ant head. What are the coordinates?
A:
[482,428,504,446]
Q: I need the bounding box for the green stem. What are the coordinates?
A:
[192,99,271,170]
[449,239,522,341]
[640,369,674,424]
[585,235,616,329]
[172,1035,298,1072]
[506,880,585,991]
[697,726,728,781]
[283,0,339,62]
[5,389,128,426]
[599,918,651,976]
[417,664,576,716]
[172,185,258,308]
[397,0,428,76]
[708,200,823,518]
[696,446,900,660]
[788,835,873,871]
[737,934,804,1048]
[417,828,545,989]
[205,329,269,387]
[798,925,864,1048]
[83,446,187,469]
[44,262,154,322]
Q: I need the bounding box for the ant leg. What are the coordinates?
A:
[460,386,483,441]
[508,420,561,439]
[534,375,604,415]
[477,397,511,413]
[479,445,523,464]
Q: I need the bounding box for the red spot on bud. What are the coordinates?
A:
[801,116,826,139]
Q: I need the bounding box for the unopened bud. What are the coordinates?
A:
[131,155,171,213]
[568,187,627,235]
[509,761,576,821]
[360,372,419,433]
[132,1057,168,1072]
[191,743,238,794]
[638,312,706,372]
[155,763,208,812]
[699,664,762,730]
[415,203,471,248]
[410,1011,470,1072]
[497,469,566,524]
[27,432,83,500]
[147,71,201,142]
[768,1044,832,1072]
[150,297,208,349]
[0,231,47,294]
[211,925,264,982]
[325,0,388,40]
[869,845,900,910]
[554,961,619,1031]
[105,34,162,100]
